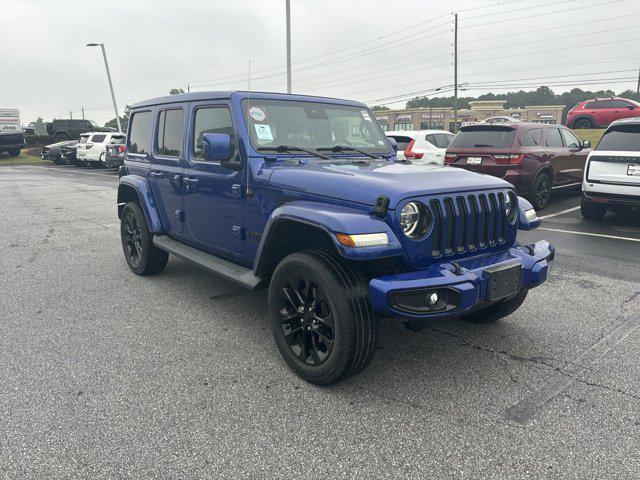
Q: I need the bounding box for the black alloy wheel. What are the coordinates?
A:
[531,173,551,210]
[278,275,335,366]
[122,210,143,268]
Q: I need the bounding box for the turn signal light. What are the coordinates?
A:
[336,232,388,248]
[444,154,456,163]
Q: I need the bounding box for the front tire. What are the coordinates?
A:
[462,290,528,324]
[528,172,551,210]
[120,202,168,276]
[269,250,377,385]
[573,117,594,129]
[581,197,606,220]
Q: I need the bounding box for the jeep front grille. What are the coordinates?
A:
[430,192,508,258]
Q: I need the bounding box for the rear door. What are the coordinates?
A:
[560,128,589,183]
[182,102,244,253]
[544,127,572,186]
[149,105,187,234]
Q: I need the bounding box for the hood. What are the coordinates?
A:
[267,158,511,208]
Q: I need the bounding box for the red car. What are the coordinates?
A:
[566,97,640,129]
[445,123,591,209]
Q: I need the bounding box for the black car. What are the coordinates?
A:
[41,140,77,165]
[45,119,115,142]
[60,143,80,166]
[104,143,126,168]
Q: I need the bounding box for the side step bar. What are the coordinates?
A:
[153,235,262,289]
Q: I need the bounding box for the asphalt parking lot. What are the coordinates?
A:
[1,163,639,479]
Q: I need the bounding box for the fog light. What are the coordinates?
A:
[428,292,439,305]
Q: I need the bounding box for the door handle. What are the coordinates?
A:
[149,171,164,179]
[183,177,199,191]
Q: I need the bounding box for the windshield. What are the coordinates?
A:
[89,120,99,128]
[242,99,390,155]
[449,126,516,149]
[78,135,89,144]
[597,124,640,151]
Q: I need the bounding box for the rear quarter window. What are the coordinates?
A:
[91,134,106,143]
[388,135,413,151]
[449,127,516,149]
[521,128,542,147]
[127,111,153,155]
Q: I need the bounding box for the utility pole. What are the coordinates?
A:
[70,111,73,119]
[637,67,639,94]
[248,60,252,91]
[187,85,190,93]
[81,107,85,120]
[286,0,291,93]
[86,43,122,132]
[453,13,458,133]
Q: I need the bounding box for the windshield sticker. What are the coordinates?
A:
[361,110,372,122]
[254,124,273,141]
[249,106,267,122]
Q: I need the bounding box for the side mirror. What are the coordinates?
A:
[387,137,398,153]
[517,196,541,230]
[203,133,232,162]
[582,140,591,149]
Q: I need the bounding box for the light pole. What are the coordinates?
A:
[286,0,291,93]
[87,43,122,132]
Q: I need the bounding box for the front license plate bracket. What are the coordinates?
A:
[485,261,521,301]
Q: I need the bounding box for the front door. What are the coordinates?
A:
[182,102,244,254]
[560,128,589,183]
[148,105,187,233]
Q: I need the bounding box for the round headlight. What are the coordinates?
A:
[400,202,431,239]
[505,192,517,224]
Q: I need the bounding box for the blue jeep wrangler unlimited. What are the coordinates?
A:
[117,91,554,385]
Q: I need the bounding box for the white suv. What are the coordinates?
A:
[76,131,126,166]
[386,130,455,165]
[581,118,640,220]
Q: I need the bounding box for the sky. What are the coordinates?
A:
[2,0,639,126]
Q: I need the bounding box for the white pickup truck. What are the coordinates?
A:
[0,108,25,156]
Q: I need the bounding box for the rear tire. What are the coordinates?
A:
[528,172,552,210]
[120,202,168,276]
[269,249,377,385]
[462,290,528,324]
[581,197,606,220]
[7,148,20,157]
[54,133,70,142]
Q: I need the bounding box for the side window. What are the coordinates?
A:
[192,106,235,160]
[613,100,631,108]
[522,128,542,147]
[425,134,436,147]
[545,128,564,148]
[584,102,597,109]
[155,109,184,157]
[127,111,153,155]
[91,134,106,143]
[560,129,580,148]
[433,134,449,148]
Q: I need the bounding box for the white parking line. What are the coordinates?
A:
[539,206,580,219]
[27,165,117,178]
[539,227,640,243]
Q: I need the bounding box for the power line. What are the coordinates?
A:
[462,0,575,20]
[460,0,627,28]
[455,0,525,13]
[458,13,639,45]
[460,37,640,64]
[460,25,637,55]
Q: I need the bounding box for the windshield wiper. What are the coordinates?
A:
[317,145,378,159]
[256,145,328,159]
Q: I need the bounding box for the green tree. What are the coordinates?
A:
[170,88,185,95]
[105,105,131,132]
[371,105,390,111]
[28,117,47,135]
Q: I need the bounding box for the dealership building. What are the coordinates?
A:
[373,100,565,132]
